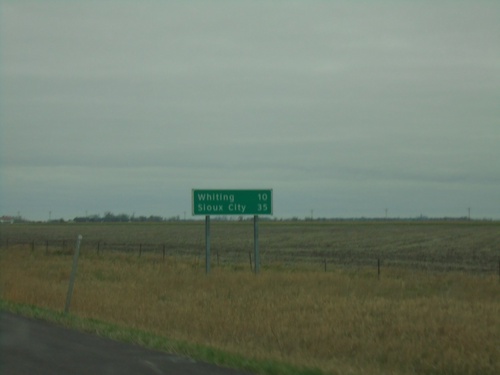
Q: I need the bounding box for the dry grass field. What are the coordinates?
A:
[1,220,499,272]
[1,221,499,375]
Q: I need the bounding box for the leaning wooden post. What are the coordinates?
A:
[65,235,83,314]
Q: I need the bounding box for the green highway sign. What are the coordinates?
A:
[192,189,273,216]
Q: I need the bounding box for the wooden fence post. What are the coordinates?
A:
[378,258,381,280]
[65,235,83,314]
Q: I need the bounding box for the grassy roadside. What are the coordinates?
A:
[1,243,499,375]
[0,299,322,375]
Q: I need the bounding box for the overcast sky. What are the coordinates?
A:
[1,1,499,221]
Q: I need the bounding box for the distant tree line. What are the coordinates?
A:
[73,212,180,223]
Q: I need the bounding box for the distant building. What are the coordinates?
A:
[0,216,15,224]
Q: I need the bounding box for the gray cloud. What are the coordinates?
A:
[1,1,499,220]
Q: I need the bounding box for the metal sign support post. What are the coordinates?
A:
[205,215,211,275]
[254,215,260,274]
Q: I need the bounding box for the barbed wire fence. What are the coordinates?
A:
[1,237,499,277]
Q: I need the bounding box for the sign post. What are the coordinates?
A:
[205,215,210,275]
[254,215,259,274]
[192,189,273,274]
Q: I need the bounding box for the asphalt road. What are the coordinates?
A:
[0,312,253,375]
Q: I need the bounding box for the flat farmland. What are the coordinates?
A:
[1,221,499,375]
[1,221,499,273]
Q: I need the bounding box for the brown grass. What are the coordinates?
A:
[1,242,499,375]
